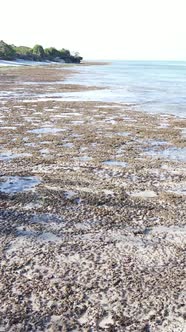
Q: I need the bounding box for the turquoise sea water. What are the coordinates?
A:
[63,61,186,117]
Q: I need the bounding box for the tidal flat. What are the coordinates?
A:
[0,64,186,331]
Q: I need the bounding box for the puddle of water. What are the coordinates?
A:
[72,133,83,138]
[58,112,81,117]
[40,141,51,145]
[23,81,64,85]
[80,147,88,152]
[72,120,84,125]
[38,232,62,242]
[28,127,65,134]
[0,126,17,130]
[148,225,186,244]
[31,213,63,224]
[103,160,128,167]
[91,143,97,148]
[99,314,114,329]
[158,122,169,128]
[78,310,89,325]
[78,156,92,161]
[16,229,62,243]
[0,151,31,161]
[138,139,168,147]
[181,128,186,138]
[51,114,70,118]
[161,164,186,174]
[33,112,42,115]
[116,145,126,155]
[165,183,186,196]
[141,140,169,153]
[24,117,39,123]
[97,105,121,109]
[23,202,43,210]
[123,117,137,122]
[64,191,77,199]
[0,176,40,193]
[73,220,94,231]
[103,189,115,195]
[150,225,186,234]
[105,118,116,125]
[40,148,50,154]
[63,142,74,148]
[148,139,168,146]
[117,132,131,137]
[145,147,186,162]
[32,164,61,173]
[23,137,29,142]
[130,190,157,198]
[24,142,36,147]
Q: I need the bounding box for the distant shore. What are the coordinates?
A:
[0,40,83,64]
[0,59,109,68]
[0,59,75,67]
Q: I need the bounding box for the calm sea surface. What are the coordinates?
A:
[63,61,186,117]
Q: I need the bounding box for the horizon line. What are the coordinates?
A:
[84,58,186,62]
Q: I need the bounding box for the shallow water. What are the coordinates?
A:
[0,176,40,193]
[0,151,31,161]
[117,132,131,137]
[166,186,186,196]
[24,142,36,147]
[103,160,128,167]
[71,120,85,125]
[130,190,157,198]
[78,156,92,162]
[40,148,50,154]
[28,127,65,134]
[64,191,77,199]
[181,128,186,138]
[145,147,186,162]
[146,139,168,146]
[31,213,63,224]
[0,126,17,130]
[16,229,62,243]
[63,61,186,118]
[63,142,74,148]
[1,61,186,118]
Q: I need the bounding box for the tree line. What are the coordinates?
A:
[0,40,83,63]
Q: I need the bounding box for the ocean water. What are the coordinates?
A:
[63,61,186,117]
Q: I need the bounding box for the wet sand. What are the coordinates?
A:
[0,64,186,331]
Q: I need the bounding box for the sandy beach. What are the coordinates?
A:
[0,64,185,331]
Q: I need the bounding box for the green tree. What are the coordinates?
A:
[0,40,16,60]
[73,52,83,63]
[13,45,33,59]
[60,48,70,57]
[0,40,82,63]
[44,47,60,60]
[32,44,45,59]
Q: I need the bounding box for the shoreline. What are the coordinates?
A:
[0,64,185,331]
[0,59,109,68]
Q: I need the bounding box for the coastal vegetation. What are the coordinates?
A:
[0,40,83,63]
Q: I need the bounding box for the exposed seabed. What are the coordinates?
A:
[0,64,185,331]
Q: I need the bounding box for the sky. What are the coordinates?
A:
[1,0,186,60]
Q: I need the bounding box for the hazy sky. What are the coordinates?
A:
[1,0,186,60]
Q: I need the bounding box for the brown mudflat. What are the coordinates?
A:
[0,64,185,331]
